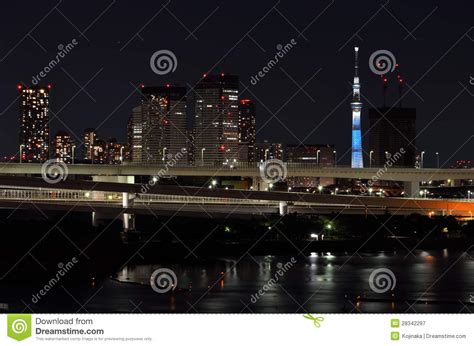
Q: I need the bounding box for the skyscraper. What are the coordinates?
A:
[368,107,416,167]
[238,99,256,162]
[92,139,106,164]
[19,85,50,162]
[52,131,74,163]
[130,85,187,163]
[194,74,239,165]
[83,128,97,161]
[351,47,363,168]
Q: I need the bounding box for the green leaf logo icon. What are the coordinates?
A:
[7,314,32,341]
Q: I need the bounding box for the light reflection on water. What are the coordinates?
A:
[114,249,474,313]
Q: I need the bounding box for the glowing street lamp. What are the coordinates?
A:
[316,149,320,167]
[201,148,206,165]
[120,146,125,164]
[19,144,24,163]
[421,151,425,168]
[72,145,76,164]
[369,150,374,168]
[435,152,439,168]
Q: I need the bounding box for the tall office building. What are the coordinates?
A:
[194,74,239,165]
[92,139,106,164]
[129,107,143,162]
[238,99,256,162]
[130,85,187,163]
[186,129,195,165]
[83,128,97,161]
[52,131,74,163]
[19,85,50,162]
[368,107,416,167]
[350,47,363,168]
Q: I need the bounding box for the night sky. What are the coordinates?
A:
[0,0,472,166]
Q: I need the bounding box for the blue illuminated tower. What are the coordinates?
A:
[351,47,363,168]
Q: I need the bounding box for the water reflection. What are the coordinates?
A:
[112,250,474,313]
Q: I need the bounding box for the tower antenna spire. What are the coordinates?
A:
[354,46,359,78]
[350,46,363,168]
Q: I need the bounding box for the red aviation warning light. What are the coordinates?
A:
[17,84,23,90]
[219,145,225,151]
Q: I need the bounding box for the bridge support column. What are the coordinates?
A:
[92,175,136,231]
[405,180,421,198]
[122,192,136,231]
[252,176,270,191]
[279,201,288,216]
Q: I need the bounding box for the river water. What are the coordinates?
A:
[1,250,473,313]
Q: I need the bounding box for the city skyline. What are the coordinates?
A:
[0,1,471,167]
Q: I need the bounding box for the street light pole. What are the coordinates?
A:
[19,145,23,163]
[72,145,76,164]
[120,146,124,164]
[333,150,337,167]
[369,150,374,168]
[435,152,439,168]
[201,148,206,166]
[316,149,320,168]
[421,151,425,168]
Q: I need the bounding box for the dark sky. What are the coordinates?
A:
[0,0,472,166]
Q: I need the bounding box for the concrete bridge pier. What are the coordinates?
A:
[252,176,270,191]
[122,192,136,231]
[405,180,421,198]
[279,201,288,216]
[92,175,136,231]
